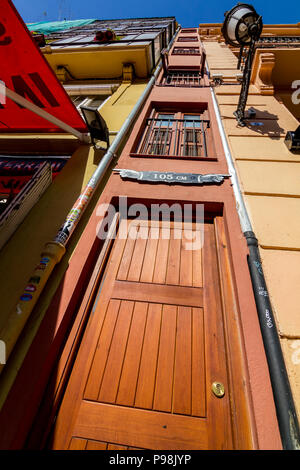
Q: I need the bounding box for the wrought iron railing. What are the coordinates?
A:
[238,35,300,71]
[161,71,203,87]
[172,47,200,55]
[181,29,197,33]
[135,117,211,158]
[258,36,300,45]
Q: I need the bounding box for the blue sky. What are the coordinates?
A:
[12,0,300,28]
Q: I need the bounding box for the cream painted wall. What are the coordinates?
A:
[204,39,300,419]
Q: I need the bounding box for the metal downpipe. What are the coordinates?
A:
[245,231,300,450]
[211,87,252,233]
[211,87,300,450]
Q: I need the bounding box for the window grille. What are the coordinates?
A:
[134,113,211,159]
[162,71,203,87]
[181,28,197,33]
[172,47,200,55]
[177,36,198,42]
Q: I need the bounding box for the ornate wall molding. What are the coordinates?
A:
[252,51,275,95]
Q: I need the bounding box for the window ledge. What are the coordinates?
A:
[130,152,217,161]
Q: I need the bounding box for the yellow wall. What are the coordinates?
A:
[203,37,300,420]
[100,81,148,138]
[43,45,152,79]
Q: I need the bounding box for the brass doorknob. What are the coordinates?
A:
[212,382,225,398]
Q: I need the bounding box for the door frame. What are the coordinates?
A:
[26,207,257,450]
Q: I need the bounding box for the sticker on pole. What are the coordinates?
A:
[0,0,88,133]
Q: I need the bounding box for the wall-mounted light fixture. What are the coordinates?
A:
[284,125,300,151]
[81,106,110,149]
[222,3,263,126]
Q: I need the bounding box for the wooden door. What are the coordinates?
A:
[49,217,254,450]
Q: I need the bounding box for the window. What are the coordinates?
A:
[181,28,197,33]
[182,115,204,157]
[133,109,213,159]
[177,36,198,42]
[172,47,200,55]
[71,96,87,107]
[70,95,108,115]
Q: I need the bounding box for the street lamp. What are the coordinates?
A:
[284,125,300,151]
[221,3,263,126]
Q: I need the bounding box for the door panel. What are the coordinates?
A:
[49,217,253,450]
[68,438,142,450]
[73,402,209,450]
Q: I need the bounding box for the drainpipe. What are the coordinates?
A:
[0,27,180,376]
[211,87,300,450]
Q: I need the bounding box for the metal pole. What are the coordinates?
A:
[234,39,256,126]
[211,89,252,232]
[245,232,300,450]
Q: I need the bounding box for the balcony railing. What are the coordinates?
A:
[161,71,203,87]
[181,29,197,33]
[172,47,200,55]
[258,36,300,46]
[177,36,198,42]
[134,117,211,159]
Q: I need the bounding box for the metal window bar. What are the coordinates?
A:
[154,118,163,155]
[162,72,202,87]
[173,119,179,155]
[137,117,210,157]
[153,117,172,155]
[200,119,208,157]
[178,36,198,42]
[181,29,197,33]
[182,120,200,157]
[141,116,156,154]
[172,47,200,55]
